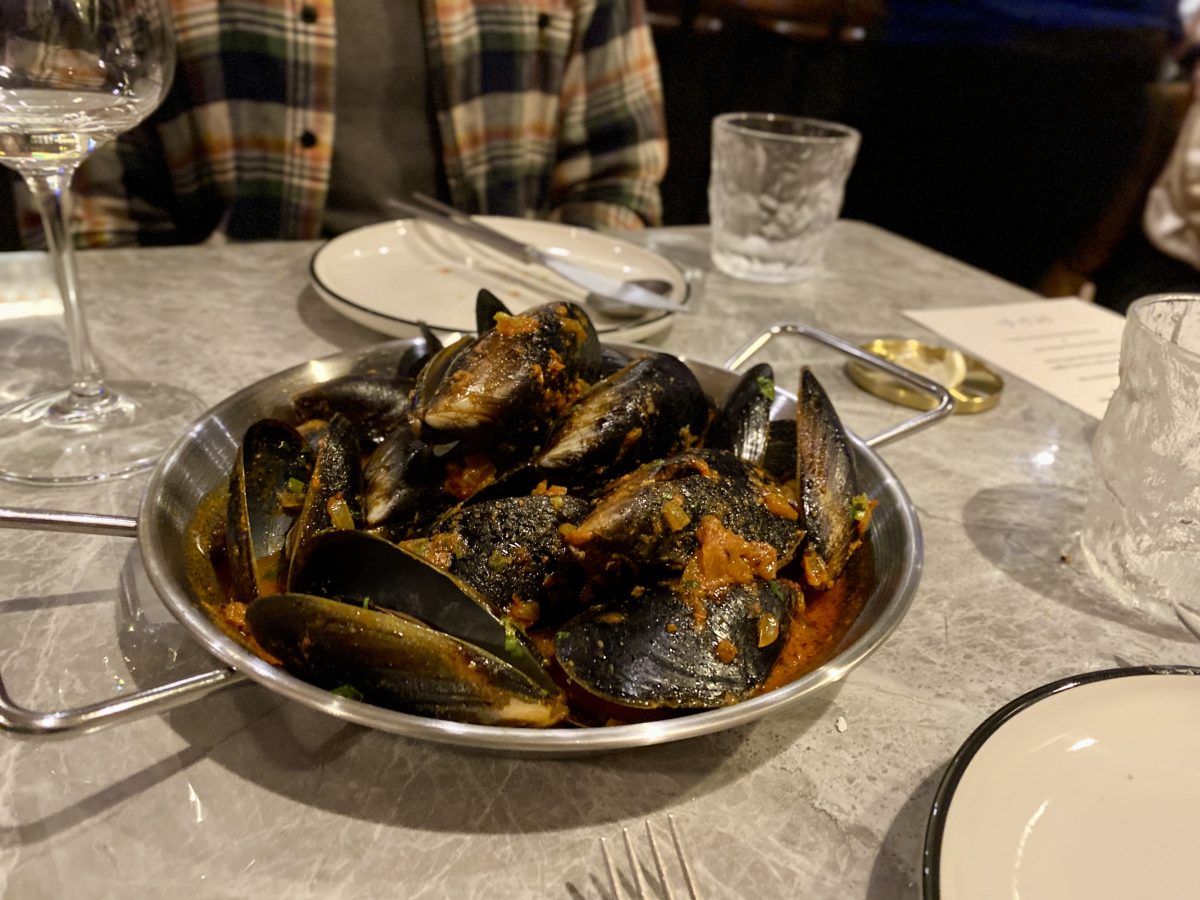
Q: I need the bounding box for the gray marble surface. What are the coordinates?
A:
[0,222,1192,899]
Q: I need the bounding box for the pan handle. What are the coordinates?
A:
[0,506,248,739]
[722,322,954,448]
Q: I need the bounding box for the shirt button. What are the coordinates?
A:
[300,5,318,24]
[299,130,317,148]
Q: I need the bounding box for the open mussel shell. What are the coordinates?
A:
[474,288,510,334]
[226,419,312,600]
[410,334,474,426]
[246,594,568,727]
[293,374,412,446]
[761,418,799,484]
[534,353,709,488]
[286,529,557,692]
[598,345,635,377]
[709,363,774,468]
[395,323,443,380]
[795,368,861,587]
[555,578,797,710]
[362,425,450,533]
[285,413,364,575]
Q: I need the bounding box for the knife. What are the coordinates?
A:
[387,196,690,315]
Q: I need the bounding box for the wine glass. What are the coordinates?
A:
[0,0,204,484]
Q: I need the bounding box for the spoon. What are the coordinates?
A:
[586,278,677,320]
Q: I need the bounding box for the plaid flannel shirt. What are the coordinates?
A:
[16,0,666,247]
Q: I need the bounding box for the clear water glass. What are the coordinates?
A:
[0,0,204,484]
[1080,294,1200,620]
[708,113,860,283]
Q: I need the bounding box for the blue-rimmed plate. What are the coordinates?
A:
[924,666,1200,900]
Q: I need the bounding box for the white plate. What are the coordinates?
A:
[924,667,1200,900]
[309,217,689,341]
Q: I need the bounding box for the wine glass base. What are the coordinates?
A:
[0,380,207,485]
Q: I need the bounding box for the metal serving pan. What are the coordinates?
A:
[0,324,951,755]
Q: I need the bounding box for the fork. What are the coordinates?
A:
[385,194,689,315]
[599,815,701,900]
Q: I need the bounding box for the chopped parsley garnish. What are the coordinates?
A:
[755,374,775,401]
[503,619,521,655]
[850,494,871,522]
[331,684,363,701]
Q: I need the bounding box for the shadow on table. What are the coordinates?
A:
[865,765,946,899]
[295,285,396,349]
[102,544,834,837]
[961,482,1179,640]
[0,325,72,404]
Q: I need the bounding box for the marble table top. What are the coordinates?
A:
[0,222,1192,899]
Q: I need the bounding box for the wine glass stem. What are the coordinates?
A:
[26,169,109,409]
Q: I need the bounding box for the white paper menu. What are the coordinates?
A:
[904,298,1126,420]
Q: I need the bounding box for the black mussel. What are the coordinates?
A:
[562,449,803,577]
[368,432,518,528]
[409,334,474,420]
[412,301,601,443]
[534,354,709,489]
[402,493,590,629]
[246,594,568,726]
[226,419,312,600]
[554,578,798,710]
[795,368,864,588]
[598,345,634,377]
[362,425,451,534]
[474,288,510,334]
[285,413,364,580]
[188,484,281,660]
[761,418,799,484]
[708,363,774,468]
[398,324,446,381]
[287,529,556,691]
[394,324,444,381]
[293,374,411,445]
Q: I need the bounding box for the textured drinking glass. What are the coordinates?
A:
[0,0,205,484]
[1080,294,1200,619]
[708,113,860,283]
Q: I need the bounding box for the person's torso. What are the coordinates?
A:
[76,0,581,242]
[320,1,440,237]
